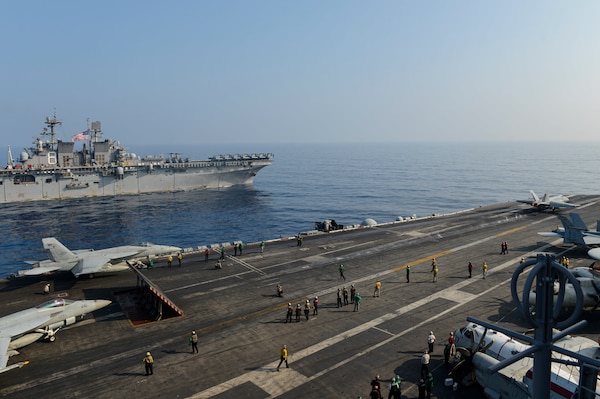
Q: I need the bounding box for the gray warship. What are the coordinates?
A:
[0,113,273,203]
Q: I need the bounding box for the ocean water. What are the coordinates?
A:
[1,141,599,278]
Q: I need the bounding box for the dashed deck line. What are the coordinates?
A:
[187,238,561,398]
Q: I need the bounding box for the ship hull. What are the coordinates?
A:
[0,159,272,203]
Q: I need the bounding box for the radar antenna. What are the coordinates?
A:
[42,109,62,148]
[89,119,103,142]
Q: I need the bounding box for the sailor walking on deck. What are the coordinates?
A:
[427,331,436,353]
[304,300,310,320]
[482,261,488,279]
[339,264,346,280]
[374,281,381,297]
[143,352,154,375]
[295,304,301,322]
[190,331,199,354]
[353,293,362,311]
[285,303,293,323]
[276,344,289,371]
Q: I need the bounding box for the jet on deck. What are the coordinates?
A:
[0,298,111,373]
[517,190,577,211]
[19,238,182,278]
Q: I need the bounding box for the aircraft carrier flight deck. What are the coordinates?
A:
[2,195,600,399]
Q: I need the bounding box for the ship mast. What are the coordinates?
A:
[41,110,62,149]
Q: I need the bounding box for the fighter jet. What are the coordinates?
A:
[451,322,600,398]
[539,213,600,246]
[0,298,111,373]
[19,237,182,278]
[538,212,600,248]
[517,190,577,211]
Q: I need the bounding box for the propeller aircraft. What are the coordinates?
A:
[450,322,600,399]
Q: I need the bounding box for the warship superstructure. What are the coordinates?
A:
[0,113,273,203]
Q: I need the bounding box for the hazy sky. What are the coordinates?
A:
[1,1,599,147]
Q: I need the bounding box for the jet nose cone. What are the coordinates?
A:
[588,248,600,260]
[94,299,112,310]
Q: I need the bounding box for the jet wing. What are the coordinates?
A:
[548,201,576,209]
[0,336,10,369]
[583,235,600,246]
[71,254,112,277]
[516,199,535,205]
[96,249,142,261]
[71,249,141,277]
[19,266,62,276]
[537,232,563,238]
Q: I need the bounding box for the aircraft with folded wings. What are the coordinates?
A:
[451,322,600,398]
[529,265,600,311]
[19,237,182,278]
[0,298,111,373]
[537,213,600,262]
[517,190,577,211]
[538,212,600,248]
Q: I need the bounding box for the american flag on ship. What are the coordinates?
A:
[71,130,90,141]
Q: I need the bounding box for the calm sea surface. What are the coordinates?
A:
[1,141,599,277]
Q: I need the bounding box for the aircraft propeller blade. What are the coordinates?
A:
[482,340,494,353]
[476,327,488,353]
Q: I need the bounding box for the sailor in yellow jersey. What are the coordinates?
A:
[276,344,289,371]
[374,281,381,297]
[482,261,488,279]
[143,351,154,375]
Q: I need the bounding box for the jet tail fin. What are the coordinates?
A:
[42,238,78,263]
[558,216,587,246]
[541,192,550,203]
[569,213,588,230]
[563,228,587,246]
[558,215,576,230]
[530,190,540,203]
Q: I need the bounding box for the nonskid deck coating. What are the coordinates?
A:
[1,195,600,399]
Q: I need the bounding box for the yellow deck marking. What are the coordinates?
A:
[495,225,528,237]
[392,249,454,271]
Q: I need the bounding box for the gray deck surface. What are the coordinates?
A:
[2,195,600,399]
